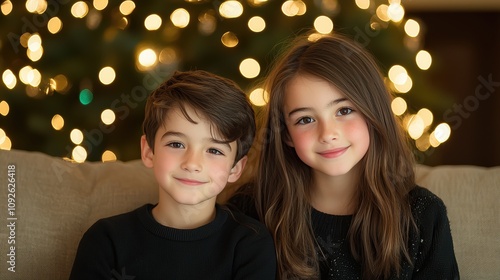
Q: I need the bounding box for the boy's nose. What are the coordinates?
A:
[181,150,202,172]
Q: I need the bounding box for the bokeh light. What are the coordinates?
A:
[70,129,84,145]
[98,66,116,85]
[171,8,190,28]
[51,114,64,130]
[391,97,407,116]
[145,14,162,30]
[239,58,260,79]
[404,19,420,37]
[0,101,9,116]
[219,1,244,18]
[314,16,334,34]
[47,17,63,34]
[79,89,93,105]
[416,50,432,70]
[102,150,117,162]
[72,146,87,163]
[248,16,266,32]
[101,109,116,125]
[71,1,89,18]
[119,0,135,15]
[355,0,370,10]
[249,88,268,106]
[221,32,239,47]
[407,115,425,140]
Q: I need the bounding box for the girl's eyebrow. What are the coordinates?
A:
[287,97,348,117]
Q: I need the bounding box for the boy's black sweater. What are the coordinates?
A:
[70,204,276,280]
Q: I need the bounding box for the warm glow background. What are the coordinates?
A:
[0,0,498,166]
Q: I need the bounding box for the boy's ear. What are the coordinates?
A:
[140,135,154,168]
[227,155,248,183]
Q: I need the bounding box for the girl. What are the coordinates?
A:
[230,32,459,279]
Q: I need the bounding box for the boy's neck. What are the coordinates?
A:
[152,197,217,229]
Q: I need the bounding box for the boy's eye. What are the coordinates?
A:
[167,142,184,149]
[296,116,314,125]
[208,148,224,155]
[337,107,353,116]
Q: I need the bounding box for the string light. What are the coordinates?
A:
[79,89,93,105]
[171,8,190,28]
[239,58,260,79]
[51,114,64,130]
[47,17,63,34]
[102,150,117,162]
[0,0,449,159]
[0,101,9,116]
[416,50,432,70]
[404,19,420,37]
[248,16,266,33]
[219,1,244,19]
[314,16,334,34]
[249,88,268,107]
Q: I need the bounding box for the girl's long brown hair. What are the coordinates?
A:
[254,32,416,279]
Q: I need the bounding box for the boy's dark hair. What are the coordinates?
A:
[142,70,255,163]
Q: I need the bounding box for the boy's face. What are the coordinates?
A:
[141,105,246,207]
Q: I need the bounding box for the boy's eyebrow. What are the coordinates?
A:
[287,97,348,117]
[161,131,232,151]
[161,131,184,139]
[211,138,232,151]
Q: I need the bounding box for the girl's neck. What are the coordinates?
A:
[310,165,360,216]
[152,194,216,229]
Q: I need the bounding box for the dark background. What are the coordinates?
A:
[406,6,500,167]
[1,1,499,167]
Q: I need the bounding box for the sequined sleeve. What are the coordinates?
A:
[409,186,460,280]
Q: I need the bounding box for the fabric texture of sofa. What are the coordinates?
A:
[0,149,499,279]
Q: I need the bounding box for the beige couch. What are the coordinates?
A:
[0,149,499,279]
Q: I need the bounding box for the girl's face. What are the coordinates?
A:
[283,74,370,179]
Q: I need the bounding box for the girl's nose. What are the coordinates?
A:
[318,120,338,143]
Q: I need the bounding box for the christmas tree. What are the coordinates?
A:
[0,0,452,162]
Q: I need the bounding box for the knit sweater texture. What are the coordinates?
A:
[229,185,459,280]
[69,204,277,280]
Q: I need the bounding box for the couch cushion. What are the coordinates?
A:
[416,164,500,280]
[1,149,498,279]
[0,149,157,279]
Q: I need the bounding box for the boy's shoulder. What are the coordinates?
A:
[87,204,149,234]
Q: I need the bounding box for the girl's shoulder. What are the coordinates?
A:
[408,185,449,223]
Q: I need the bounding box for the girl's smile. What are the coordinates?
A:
[318,146,349,158]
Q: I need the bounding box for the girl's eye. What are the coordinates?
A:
[337,107,353,116]
[296,116,314,125]
[208,148,224,156]
[167,142,184,149]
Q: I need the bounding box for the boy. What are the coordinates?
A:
[70,70,276,279]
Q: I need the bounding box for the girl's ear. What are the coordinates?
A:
[140,135,154,168]
[227,156,248,183]
[283,131,295,147]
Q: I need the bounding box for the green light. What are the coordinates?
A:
[79,89,93,105]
